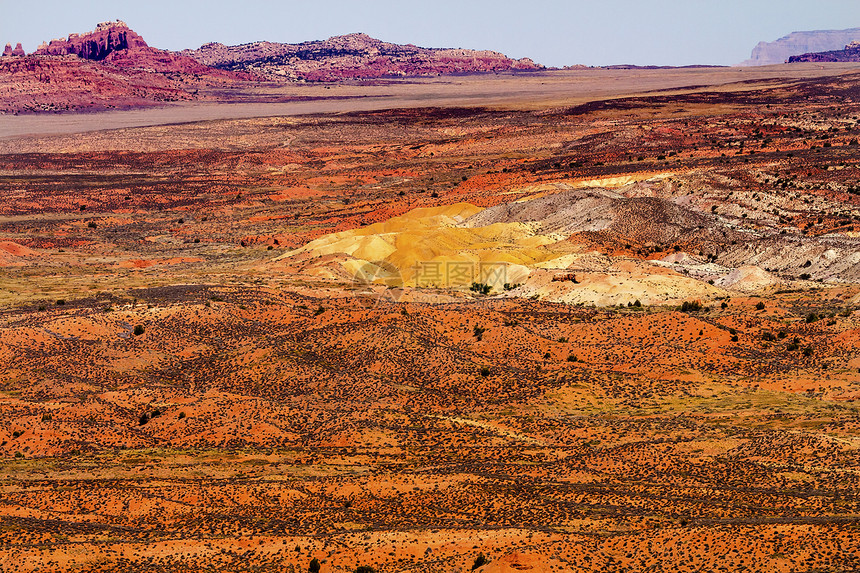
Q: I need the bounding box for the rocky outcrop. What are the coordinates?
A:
[183,33,544,81]
[2,21,254,114]
[2,43,25,57]
[740,28,860,66]
[788,42,860,63]
[33,20,148,60]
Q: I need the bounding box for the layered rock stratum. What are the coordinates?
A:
[182,32,543,81]
[740,28,860,66]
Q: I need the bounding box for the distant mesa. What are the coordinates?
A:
[33,20,148,60]
[740,28,860,66]
[788,40,860,63]
[1,21,545,114]
[182,32,544,81]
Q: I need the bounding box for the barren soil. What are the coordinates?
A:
[0,66,859,573]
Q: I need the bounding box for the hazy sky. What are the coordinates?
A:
[2,0,859,66]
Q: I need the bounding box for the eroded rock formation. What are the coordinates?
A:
[2,43,25,57]
[183,32,543,81]
[33,20,148,60]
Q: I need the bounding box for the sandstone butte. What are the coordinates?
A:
[32,20,149,59]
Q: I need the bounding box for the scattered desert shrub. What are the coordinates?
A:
[472,553,489,570]
[133,325,145,336]
[680,300,702,312]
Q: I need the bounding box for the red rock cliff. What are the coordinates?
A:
[33,20,148,60]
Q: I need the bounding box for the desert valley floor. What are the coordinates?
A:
[1,66,860,572]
